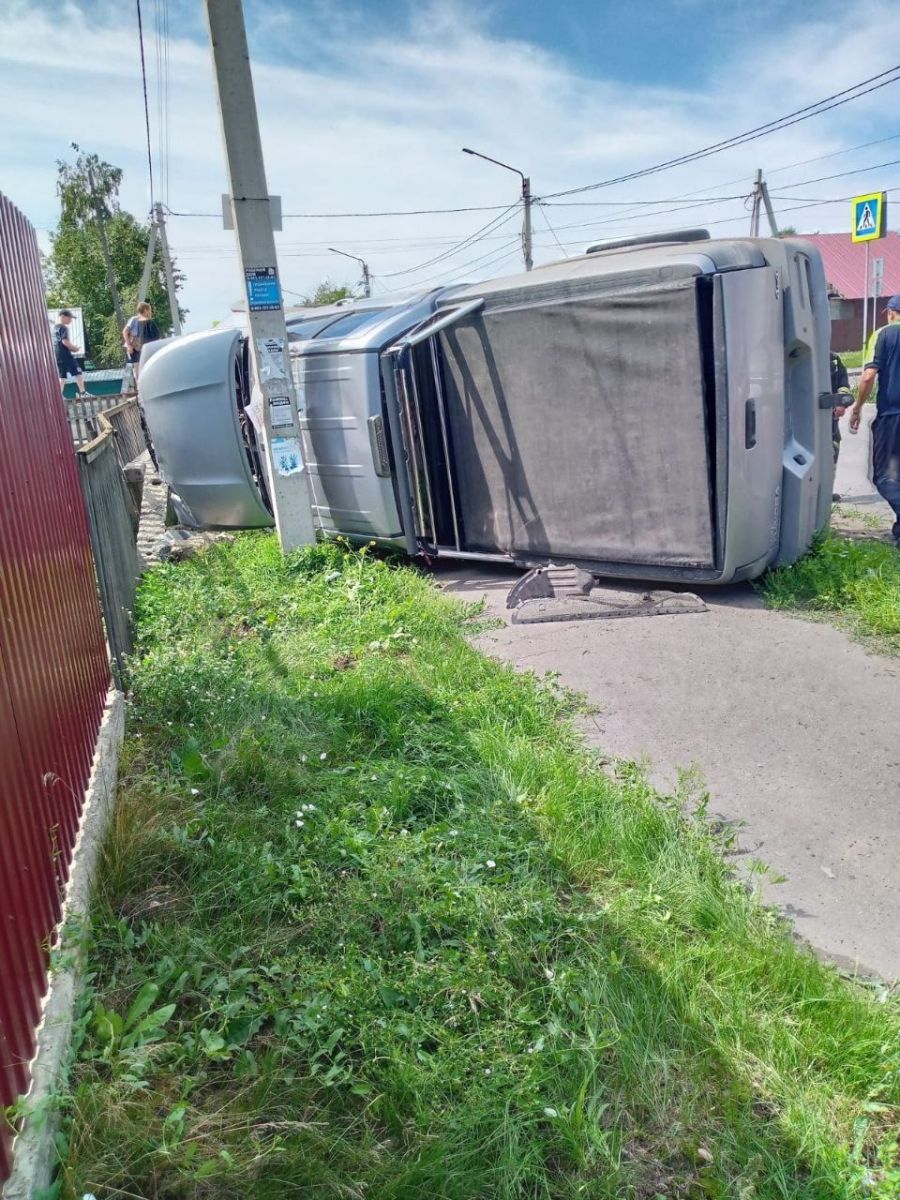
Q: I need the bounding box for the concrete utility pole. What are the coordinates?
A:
[137,221,158,306]
[204,0,316,550]
[82,155,126,331]
[749,168,780,237]
[521,175,533,271]
[328,247,371,297]
[153,203,182,335]
[462,147,533,270]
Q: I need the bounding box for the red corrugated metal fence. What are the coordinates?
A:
[0,194,110,1187]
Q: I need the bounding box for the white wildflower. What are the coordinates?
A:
[190,788,200,796]
[544,968,555,981]
[483,1068,492,1076]
[295,819,304,828]
[320,752,328,761]
[449,829,459,837]
[486,860,496,869]
[543,1107,558,1118]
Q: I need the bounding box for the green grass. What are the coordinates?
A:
[840,350,863,369]
[59,535,899,1199]
[759,532,900,653]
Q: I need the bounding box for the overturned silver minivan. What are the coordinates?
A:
[140,232,837,584]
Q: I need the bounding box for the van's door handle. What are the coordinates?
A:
[745,399,757,449]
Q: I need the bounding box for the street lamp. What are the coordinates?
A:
[462,147,533,271]
[328,247,372,298]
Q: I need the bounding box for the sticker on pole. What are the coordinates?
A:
[256,335,287,381]
[851,192,886,243]
[271,436,303,476]
[245,266,282,311]
[268,395,293,429]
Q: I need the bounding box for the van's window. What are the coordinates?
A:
[313,309,388,339]
[286,315,342,342]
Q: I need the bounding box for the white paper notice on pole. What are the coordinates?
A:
[268,395,293,429]
[256,335,287,382]
[246,383,265,432]
[271,436,304,476]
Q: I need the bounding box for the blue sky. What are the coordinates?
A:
[2,0,899,328]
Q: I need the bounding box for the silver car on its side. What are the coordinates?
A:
[139,232,836,583]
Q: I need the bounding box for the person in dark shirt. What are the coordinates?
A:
[122,301,162,385]
[53,310,90,398]
[851,294,900,542]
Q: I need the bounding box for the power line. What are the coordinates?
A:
[539,193,751,238]
[165,201,518,219]
[768,155,900,192]
[134,0,154,207]
[153,0,171,209]
[764,130,900,177]
[406,238,524,290]
[165,194,749,220]
[536,204,569,257]
[377,205,521,279]
[542,194,745,208]
[543,64,900,199]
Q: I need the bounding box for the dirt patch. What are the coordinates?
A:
[830,506,892,543]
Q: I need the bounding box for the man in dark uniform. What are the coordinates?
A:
[53,310,90,398]
[830,351,852,501]
[851,294,900,544]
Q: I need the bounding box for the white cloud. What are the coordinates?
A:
[2,0,900,330]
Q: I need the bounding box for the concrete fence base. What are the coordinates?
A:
[5,689,125,1200]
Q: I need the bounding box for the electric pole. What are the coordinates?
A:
[204,0,316,551]
[749,168,780,237]
[328,247,372,297]
[75,147,126,331]
[154,203,182,334]
[521,175,533,272]
[137,221,158,306]
[462,147,533,270]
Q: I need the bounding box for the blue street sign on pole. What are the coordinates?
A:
[851,192,886,243]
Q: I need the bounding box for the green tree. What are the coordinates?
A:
[45,152,186,368]
[303,279,355,306]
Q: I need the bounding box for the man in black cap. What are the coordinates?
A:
[53,310,90,398]
[851,294,900,543]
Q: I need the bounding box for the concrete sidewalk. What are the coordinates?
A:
[441,410,900,980]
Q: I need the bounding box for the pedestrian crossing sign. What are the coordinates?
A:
[851,191,886,242]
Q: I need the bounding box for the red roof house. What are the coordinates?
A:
[798,231,900,351]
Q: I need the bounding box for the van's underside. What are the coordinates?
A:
[390,274,733,579]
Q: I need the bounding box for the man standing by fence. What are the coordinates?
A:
[53,309,90,398]
[122,301,161,386]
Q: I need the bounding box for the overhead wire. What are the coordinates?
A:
[403,238,524,290]
[377,204,521,278]
[134,0,154,208]
[764,156,900,192]
[542,64,900,198]
[153,0,171,209]
[536,204,570,257]
[164,66,900,294]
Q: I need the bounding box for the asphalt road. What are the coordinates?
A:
[441,410,900,980]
